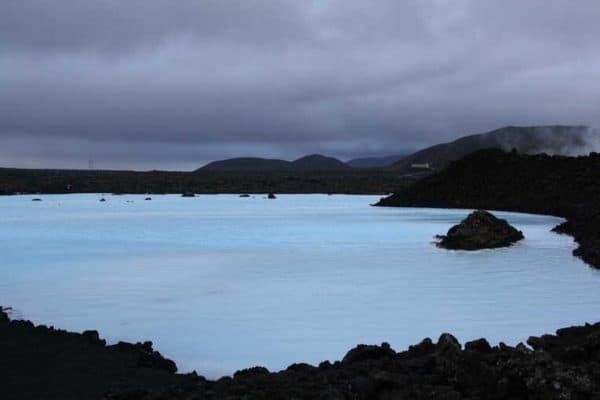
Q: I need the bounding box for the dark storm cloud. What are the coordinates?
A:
[1,0,600,169]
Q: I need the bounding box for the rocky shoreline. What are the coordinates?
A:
[376,149,600,268]
[2,307,600,399]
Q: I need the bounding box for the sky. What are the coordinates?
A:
[1,1,600,170]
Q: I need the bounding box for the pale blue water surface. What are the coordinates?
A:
[0,194,598,378]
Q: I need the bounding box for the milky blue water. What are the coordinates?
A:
[0,194,598,377]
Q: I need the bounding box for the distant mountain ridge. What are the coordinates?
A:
[197,125,594,173]
[389,125,592,172]
[291,154,350,170]
[198,154,350,171]
[347,154,408,168]
[197,157,291,171]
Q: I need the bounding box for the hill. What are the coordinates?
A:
[290,154,350,170]
[198,154,350,172]
[347,154,407,168]
[197,157,291,171]
[390,125,593,172]
[376,148,600,268]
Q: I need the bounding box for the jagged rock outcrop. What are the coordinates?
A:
[437,210,524,250]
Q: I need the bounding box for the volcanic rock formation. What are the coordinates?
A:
[437,210,524,250]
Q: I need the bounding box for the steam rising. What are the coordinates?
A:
[489,126,600,156]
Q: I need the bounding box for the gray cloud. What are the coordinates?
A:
[1,0,600,169]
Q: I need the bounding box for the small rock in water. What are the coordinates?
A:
[32,198,42,202]
[99,198,106,202]
[239,194,250,198]
[268,192,277,199]
[437,209,524,250]
[145,197,152,201]
[182,192,195,198]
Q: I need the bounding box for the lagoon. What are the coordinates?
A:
[0,194,598,378]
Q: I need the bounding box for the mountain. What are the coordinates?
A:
[347,154,408,168]
[198,154,350,172]
[291,154,350,170]
[390,125,592,172]
[197,125,594,173]
[198,157,291,171]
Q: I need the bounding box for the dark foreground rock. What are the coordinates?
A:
[437,210,524,250]
[0,307,198,400]
[376,149,600,268]
[4,307,600,400]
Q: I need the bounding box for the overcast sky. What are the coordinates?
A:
[2,1,600,170]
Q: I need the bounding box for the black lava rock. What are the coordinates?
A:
[0,307,8,324]
[465,338,492,353]
[342,342,396,364]
[437,210,524,250]
[436,333,461,355]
